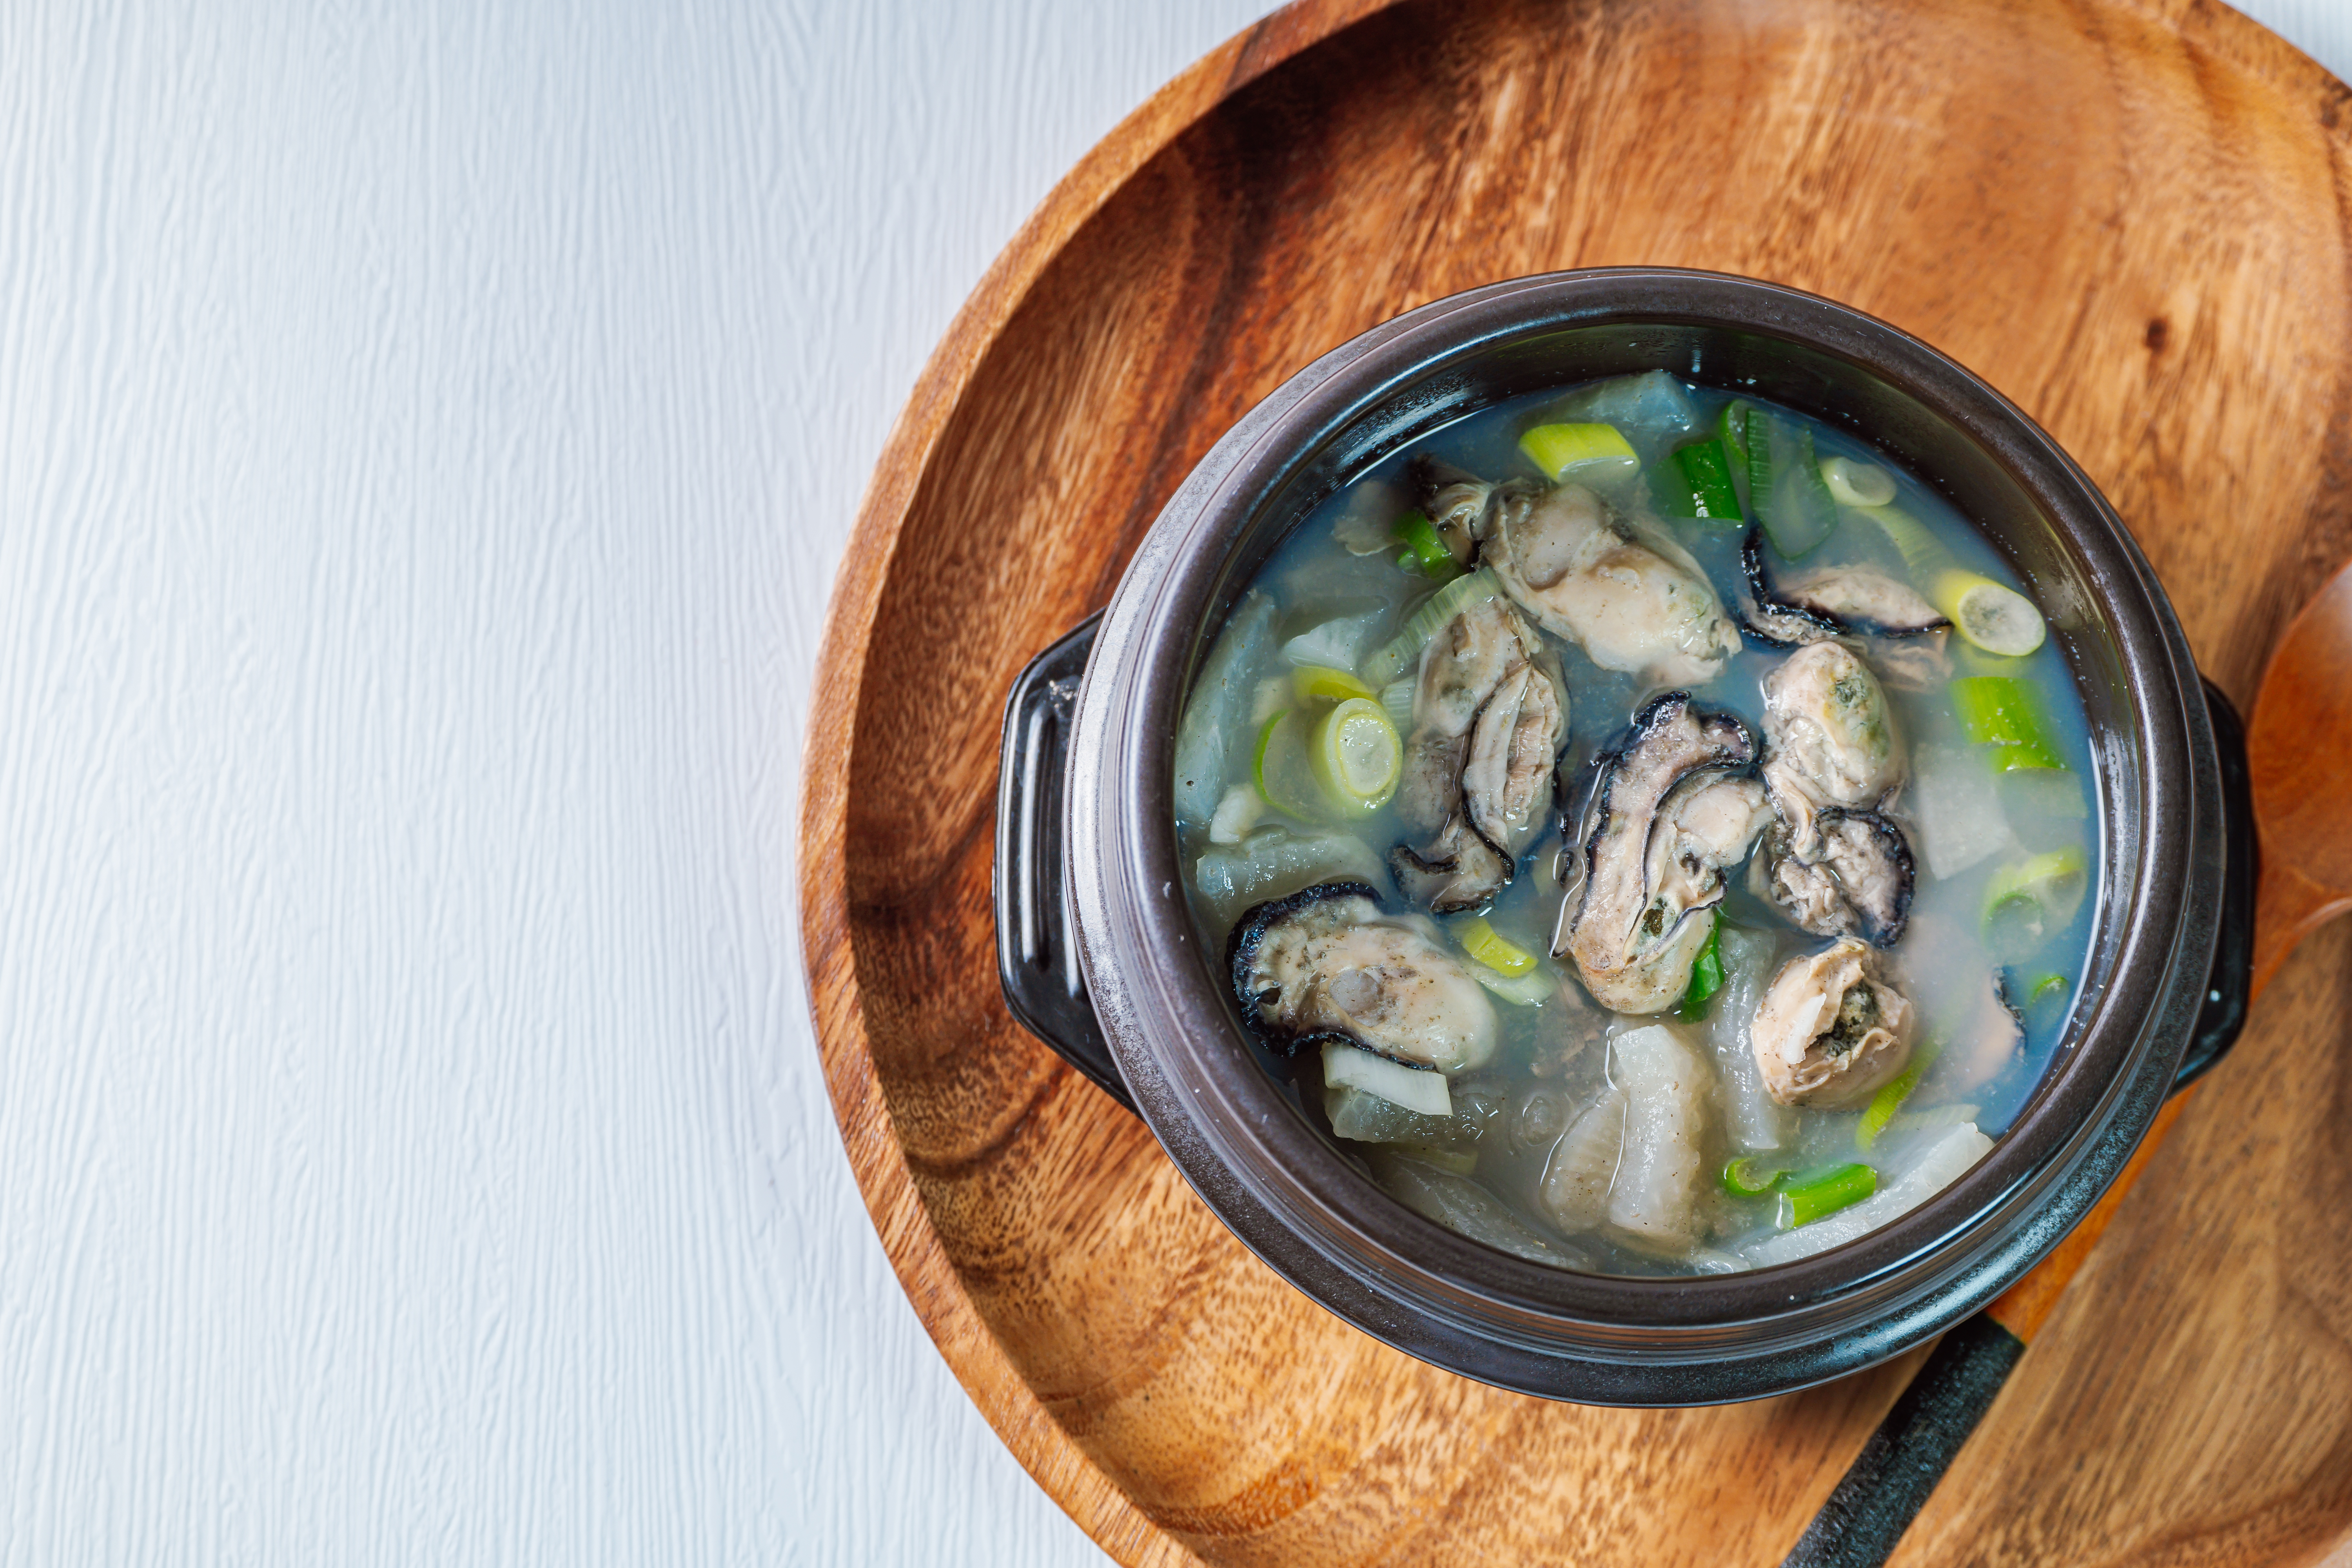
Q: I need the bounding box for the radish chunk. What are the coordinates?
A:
[1606,1024,1711,1249]
[1370,1150,1587,1268]
[1539,1087,1626,1234]
[1709,926,1792,1151]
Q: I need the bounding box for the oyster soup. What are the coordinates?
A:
[1174,373,2098,1276]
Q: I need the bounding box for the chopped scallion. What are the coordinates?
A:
[1677,914,1724,1019]
[1721,1156,1786,1198]
[1719,399,1751,469]
[1944,573,2048,656]
[1981,847,2089,961]
[1667,438,1745,521]
[1252,710,1324,822]
[1305,698,1401,817]
[1459,916,1538,976]
[1291,665,1375,705]
[1468,960,1555,1006]
[1951,676,2065,771]
[1820,456,1897,507]
[1857,1042,1938,1151]
[1519,421,1640,484]
[1392,509,1461,581]
[1746,407,1838,557]
[1775,1162,1879,1230]
[1361,568,1503,687]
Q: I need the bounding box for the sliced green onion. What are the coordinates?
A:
[1863,505,2047,652]
[1719,399,1751,469]
[1775,1162,1879,1230]
[1392,509,1460,581]
[1951,676,2065,771]
[1859,500,1942,575]
[1361,568,1502,687]
[1721,1155,1786,1198]
[2028,973,2069,1005]
[1945,573,2048,656]
[1306,698,1401,817]
[1378,677,1415,728]
[1981,846,2090,961]
[1857,1042,1939,1151]
[1667,438,1745,521]
[1677,914,1724,1019]
[1747,408,1838,557]
[1292,665,1375,704]
[1519,421,1640,484]
[1459,916,1538,976]
[1252,710,1324,821]
[1820,456,1897,507]
[1468,960,1555,1006]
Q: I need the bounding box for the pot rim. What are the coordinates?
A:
[1066,268,2220,1402]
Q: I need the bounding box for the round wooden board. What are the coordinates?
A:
[799,1,2352,1561]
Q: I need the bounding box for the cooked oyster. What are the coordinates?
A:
[1751,937,1916,1107]
[1867,633,1953,693]
[1557,694,1770,1013]
[1416,467,1742,686]
[1230,882,1497,1074]
[1738,526,1950,644]
[1753,807,1915,947]
[1760,641,1905,846]
[1389,596,1566,913]
[1412,457,1493,568]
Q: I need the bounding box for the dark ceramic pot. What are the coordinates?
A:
[993,269,2253,1406]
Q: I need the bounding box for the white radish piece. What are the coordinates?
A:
[1910,742,2020,879]
[1188,824,1386,934]
[1539,1087,1626,1233]
[1606,1024,1710,1249]
[1708,925,1792,1151]
[1369,1151,1585,1269]
[1172,590,1277,831]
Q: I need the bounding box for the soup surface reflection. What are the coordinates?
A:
[1174,372,2098,1275]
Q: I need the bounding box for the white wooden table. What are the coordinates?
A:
[0,2,2339,1563]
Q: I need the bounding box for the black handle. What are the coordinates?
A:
[2171,677,2257,1091]
[992,614,1137,1116]
[1781,675,2263,1568]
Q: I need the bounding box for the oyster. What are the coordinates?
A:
[1414,466,1741,686]
[1412,457,1493,568]
[1557,694,1771,1013]
[1753,808,1915,947]
[1388,595,1566,913]
[1760,641,1904,842]
[1751,937,1916,1107]
[1229,882,1497,1074]
[1737,526,1950,645]
[1755,641,1918,946]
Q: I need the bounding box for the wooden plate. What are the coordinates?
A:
[799,1,2352,1561]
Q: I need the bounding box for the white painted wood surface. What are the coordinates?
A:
[0,2,2339,1563]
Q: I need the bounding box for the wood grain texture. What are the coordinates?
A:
[799,0,2352,1562]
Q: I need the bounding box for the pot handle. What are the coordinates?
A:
[993,614,1138,1116]
[2171,677,2257,1092]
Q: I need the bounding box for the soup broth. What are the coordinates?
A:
[1174,372,2098,1276]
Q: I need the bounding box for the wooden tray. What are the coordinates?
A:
[800,1,2352,1561]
